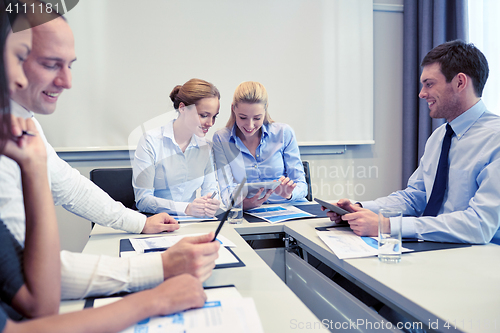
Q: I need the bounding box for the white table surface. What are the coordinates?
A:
[61,220,328,333]
[283,218,500,333]
[61,205,500,333]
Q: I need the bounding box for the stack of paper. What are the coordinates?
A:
[317,227,413,259]
[245,205,314,223]
[123,234,242,268]
[94,286,264,333]
[129,234,236,253]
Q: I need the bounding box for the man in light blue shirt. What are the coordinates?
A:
[328,40,500,244]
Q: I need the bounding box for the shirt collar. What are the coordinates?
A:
[260,123,270,141]
[449,99,486,140]
[10,99,33,119]
[230,123,239,142]
[230,123,270,144]
[167,119,202,149]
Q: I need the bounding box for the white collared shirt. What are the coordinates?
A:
[0,101,163,299]
[132,119,218,215]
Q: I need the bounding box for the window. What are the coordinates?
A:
[468,0,500,114]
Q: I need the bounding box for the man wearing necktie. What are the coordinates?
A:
[327,40,500,244]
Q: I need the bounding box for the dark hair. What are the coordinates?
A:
[170,78,220,110]
[0,0,22,153]
[421,40,489,97]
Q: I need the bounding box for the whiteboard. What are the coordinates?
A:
[36,0,374,150]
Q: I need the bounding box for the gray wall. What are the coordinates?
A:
[55,0,404,253]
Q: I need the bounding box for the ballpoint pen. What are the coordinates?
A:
[22,130,36,136]
[210,191,218,199]
[13,131,36,140]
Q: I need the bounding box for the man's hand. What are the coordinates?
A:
[341,204,381,237]
[161,232,220,282]
[142,213,179,234]
[323,198,357,224]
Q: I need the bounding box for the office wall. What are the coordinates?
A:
[38,0,374,149]
[55,0,404,252]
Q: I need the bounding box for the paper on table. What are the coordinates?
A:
[126,234,239,266]
[129,233,236,253]
[94,286,243,308]
[245,205,314,223]
[94,287,264,333]
[316,227,413,259]
[120,245,239,266]
[174,216,217,222]
[215,246,239,265]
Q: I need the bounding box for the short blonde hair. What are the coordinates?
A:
[170,78,220,109]
[226,81,274,128]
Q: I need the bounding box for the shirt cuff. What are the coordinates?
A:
[175,202,189,215]
[400,216,417,239]
[122,210,147,234]
[389,216,401,237]
[128,253,164,292]
[360,200,380,213]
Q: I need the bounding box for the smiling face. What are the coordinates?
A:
[196,97,219,136]
[12,17,76,115]
[4,18,32,96]
[182,97,219,137]
[419,62,461,122]
[233,102,265,140]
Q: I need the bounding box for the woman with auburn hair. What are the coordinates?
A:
[213,81,307,209]
[133,78,221,217]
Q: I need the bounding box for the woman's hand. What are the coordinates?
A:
[243,188,274,210]
[185,194,221,217]
[204,193,220,217]
[3,116,46,170]
[185,197,208,217]
[274,176,296,200]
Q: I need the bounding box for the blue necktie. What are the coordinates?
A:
[423,124,454,217]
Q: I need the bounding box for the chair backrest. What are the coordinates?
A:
[89,167,136,210]
[302,161,313,201]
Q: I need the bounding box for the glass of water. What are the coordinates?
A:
[228,185,244,224]
[378,208,402,263]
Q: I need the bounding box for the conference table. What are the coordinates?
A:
[59,205,500,333]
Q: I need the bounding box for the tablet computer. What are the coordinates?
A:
[314,198,349,216]
[245,181,280,199]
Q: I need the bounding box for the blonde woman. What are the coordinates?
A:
[133,78,221,217]
[213,81,307,209]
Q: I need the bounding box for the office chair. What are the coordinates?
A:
[302,161,313,201]
[89,167,137,228]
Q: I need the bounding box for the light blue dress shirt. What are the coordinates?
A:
[212,122,307,205]
[133,119,218,215]
[363,100,500,244]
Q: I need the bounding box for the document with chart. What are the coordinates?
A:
[91,286,264,333]
[120,234,244,268]
[245,205,314,223]
[317,227,413,259]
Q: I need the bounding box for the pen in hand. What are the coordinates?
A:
[14,130,36,138]
[210,191,218,199]
[21,130,36,137]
